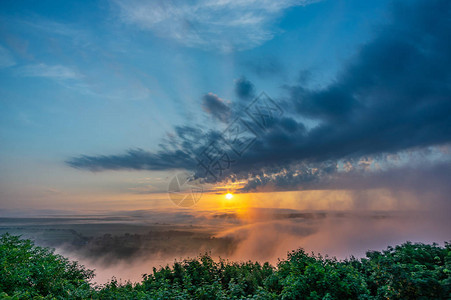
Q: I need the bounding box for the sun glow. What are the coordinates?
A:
[225,193,234,200]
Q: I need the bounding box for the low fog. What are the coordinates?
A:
[1,198,449,284]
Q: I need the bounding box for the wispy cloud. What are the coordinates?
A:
[0,45,16,68]
[17,63,81,80]
[15,62,151,101]
[112,0,318,51]
[18,17,94,49]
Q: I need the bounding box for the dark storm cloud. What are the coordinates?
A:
[279,0,451,152]
[67,124,227,172]
[234,76,255,100]
[67,125,221,171]
[242,158,451,198]
[291,0,451,128]
[225,0,451,172]
[201,92,231,123]
[66,148,195,171]
[68,0,451,189]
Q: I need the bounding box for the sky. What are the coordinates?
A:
[1,0,451,220]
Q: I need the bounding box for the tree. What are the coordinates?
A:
[0,233,94,299]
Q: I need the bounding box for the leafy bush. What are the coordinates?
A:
[0,233,94,299]
[360,242,451,299]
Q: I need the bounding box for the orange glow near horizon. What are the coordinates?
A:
[20,186,420,213]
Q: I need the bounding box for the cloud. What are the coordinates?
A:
[17,63,81,80]
[202,93,232,123]
[20,18,92,50]
[69,0,451,195]
[15,62,150,101]
[220,0,451,177]
[234,76,255,100]
[67,148,196,172]
[242,156,451,205]
[112,0,318,51]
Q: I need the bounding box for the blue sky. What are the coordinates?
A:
[1,0,450,211]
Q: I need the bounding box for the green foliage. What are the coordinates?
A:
[360,241,451,299]
[0,233,94,299]
[1,233,450,299]
[277,250,370,299]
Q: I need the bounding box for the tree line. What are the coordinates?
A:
[1,233,450,299]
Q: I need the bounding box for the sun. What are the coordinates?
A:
[225,193,234,200]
